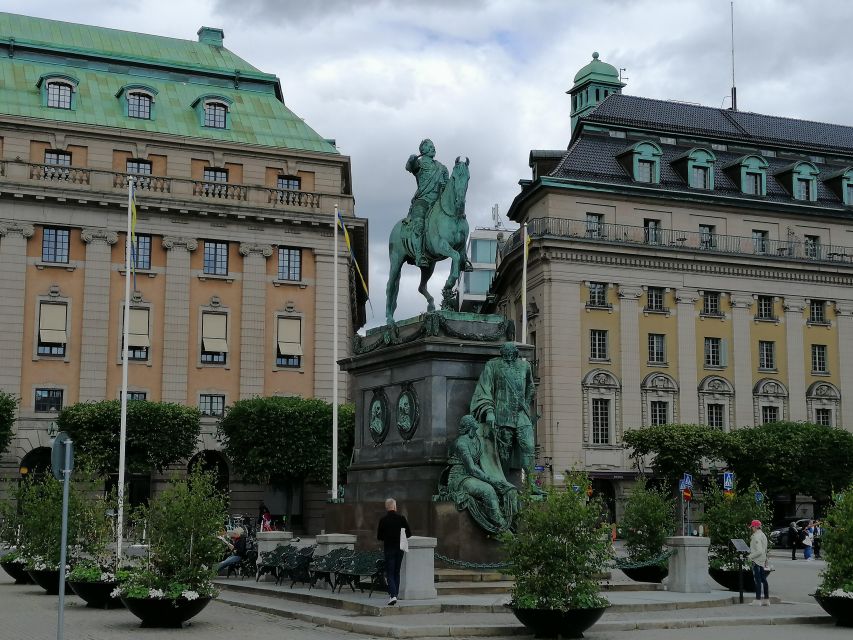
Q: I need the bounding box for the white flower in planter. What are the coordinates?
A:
[829,589,853,599]
[182,590,200,601]
[109,587,122,599]
[148,588,165,599]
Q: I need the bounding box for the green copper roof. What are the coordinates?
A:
[0,57,338,153]
[571,52,623,89]
[0,12,263,77]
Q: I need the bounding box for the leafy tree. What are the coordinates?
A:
[0,391,18,456]
[217,397,354,487]
[623,424,727,490]
[723,422,853,500]
[621,477,676,563]
[819,488,853,595]
[702,479,772,570]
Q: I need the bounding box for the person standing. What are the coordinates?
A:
[803,522,815,560]
[748,519,770,606]
[377,498,411,606]
[788,521,800,560]
[813,520,823,559]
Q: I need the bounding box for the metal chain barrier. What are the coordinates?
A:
[434,552,510,570]
[609,548,675,570]
[434,548,676,572]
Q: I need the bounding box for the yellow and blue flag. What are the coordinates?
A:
[337,211,371,313]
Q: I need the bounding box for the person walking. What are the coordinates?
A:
[788,521,800,560]
[813,520,823,559]
[803,522,815,560]
[748,519,770,606]
[377,498,411,606]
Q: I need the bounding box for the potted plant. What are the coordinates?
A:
[813,487,853,626]
[703,479,771,592]
[617,477,675,583]
[0,482,34,584]
[113,469,226,628]
[500,471,610,639]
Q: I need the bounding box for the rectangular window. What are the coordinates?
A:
[590,329,608,360]
[37,303,67,356]
[761,405,779,424]
[650,400,669,426]
[591,398,610,445]
[804,235,821,259]
[847,183,853,205]
[744,172,762,195]
[132,234,152,271]
[204,103,227,129]
[812,344,828,373]
[202,167,228,197]
[464,270,494,294]
[752,230,769,254]
[47,82,72,109]
[276,317,303,367]
[34,388,63,412]
[127,93,152,120]
[648,333,666,364]
[707,403,725,429]
[809,300,826,324]
[277,247,302,281]
[199,394,225,417]
[588,282,608,307]
[646,287,665,311]
[702,291,721,316]
[127,391,147,401]
[203,241,228,276]
[704,337,722,367]
[691,166,710,189]
[126,308,150,361]
[796,178,812,201]
[43,151,71,180]
[699,224,717,249]
[277,175,301,191]
[636,160,654,183]
[759,340,776,370]
[756,296,775,320]
[42,227,70,263]
[644,219,662,244]
[585,213,604,237]
[470,239,498,264]
[815,408,832,427]
[201,312,228,364]
[126,159,152,175]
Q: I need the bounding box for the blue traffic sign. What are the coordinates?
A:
[682,473,693,489]
[571,485,580,493]
[534,465,545,472]
[679,479,686,491]
[723,472,734,490]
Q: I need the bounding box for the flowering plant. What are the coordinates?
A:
[817,487,853,596]
[68,560,131,584]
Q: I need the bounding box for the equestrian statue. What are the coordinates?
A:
[385,138,472,325]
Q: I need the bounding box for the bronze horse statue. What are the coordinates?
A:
[385,157,471,325]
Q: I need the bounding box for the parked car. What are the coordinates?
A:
[769,518,811,548]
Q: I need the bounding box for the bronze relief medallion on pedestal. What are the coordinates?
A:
[368,389,389,445]
[396,384,420,441]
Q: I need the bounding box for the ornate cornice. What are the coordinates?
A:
[0,222,35,239]
[675,289,699,304]
[617,285,643,299]
[834,300,853,316]
[729,295,753,309]
[81,228,118,245]
[239,242,274,258]
[162,236,198,252]
[783,297,807,313]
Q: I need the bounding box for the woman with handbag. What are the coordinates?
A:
[748,519,770,606]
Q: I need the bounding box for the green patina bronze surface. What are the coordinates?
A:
[385,139,473,324]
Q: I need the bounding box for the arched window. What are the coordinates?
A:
[192,95,233,130]
[686,148,716,190]
[785,161,820,202]
[37,74,79,110]
[618,141,663,184]
[116,84,158,120]
[698,376,734,431]
[727,154,769,196]
[582,370,621,446]
[753,378,788,425]
[806,381,840,427]
[640,373,679,426]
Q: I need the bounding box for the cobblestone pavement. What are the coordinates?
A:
[0,574,380,640]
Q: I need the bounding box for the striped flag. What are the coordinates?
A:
[337,211,370,305]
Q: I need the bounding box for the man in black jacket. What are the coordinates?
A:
[377,498,412,605]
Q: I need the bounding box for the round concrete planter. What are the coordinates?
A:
[68,580,124,609]
[620,565,668,584]
[1,560,34,584]
[813,593,853,627]
[27,569,74,595]
[708,567,755,592]
[511,606,607,638]
[121,595,212,628]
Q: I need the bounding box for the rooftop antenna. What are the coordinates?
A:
[730,1,737,111]
[491,204,505,229]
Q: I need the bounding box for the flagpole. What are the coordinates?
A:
[116,177,133,566]
[331,204,339,502]
[521,222,528,344]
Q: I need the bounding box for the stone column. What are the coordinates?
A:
[0,223,34,394]
[313,249,350,402]
[730,295,754,427]
[79,228,119,401]
[676,289,699,424]
[835,301,853,429]
[399,536,437,600]
[618,286,642,429]
[239,243,273,399]
[665,536,711,593]
[784,297,807,421]
[315,533,356,556]
[161,237,197,404]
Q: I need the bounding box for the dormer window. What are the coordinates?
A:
[822,167,853,205]
[744,172,762,195]
[726,155,768,196]
[128,93,152,119]
[691,166,709,189]
[37,74,79,110]
[617,141,662,185]
[204,102,227,128]
[785,161,820,202]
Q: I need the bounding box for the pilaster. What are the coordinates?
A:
[835,301,853,430]
[730,294,754,427]
[161,237,198,403]
[676,289,699,424]
[618,286,642,430]
[313,249,351,402]
[784,297,807,421]
[239,243,273,399]
[0,223,34,394]
[78,228,119,401]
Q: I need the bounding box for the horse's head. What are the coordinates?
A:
[449,157,470,216]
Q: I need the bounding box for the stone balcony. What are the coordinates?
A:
[499,216,853,268]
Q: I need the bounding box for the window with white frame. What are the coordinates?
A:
[47,82,73,109]
[125,308,150,361]
[704,337,725,367]
[583,370,620,447]
[201,312,228,364]
[203,241,228,275]
[199,394,225,417]
[650,400,669,426]
[132,234,152,271]
[42,227,70,263]
[37,303,67,356]
[127,391,147,401]
[648,334,666,364]
[278,247,302,281]
[646,287,665,311]
[815,408,832,426]
[758,341,776,370]
[203,102,228,128]
[804,235,821,260]
[812,344,828,373]
[761,405,779,424]
[590,329,608,360]
[809,300,826,324]
[691,165,710,189]
[699,224,717,249]
[644,219,662,244]
[795,178,812,201]
[586,213,604,237]
[588,282,608,307]
[752,230,769,254]
[744,171,763,195]
[276,317,303,368]
[277,175,301,191]
[707,403,725,429]
[756,296,775,320]
[636,159,655,183]
[127,92,152,119]
[702,291,721,316]
[591,398,610,445]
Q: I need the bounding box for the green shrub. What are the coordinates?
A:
[818,488,853,595]
[621,477,676,563]
[0,392,17,457]
[500,471,610,611]
[702,480,771,570]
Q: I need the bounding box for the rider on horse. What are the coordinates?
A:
[405,138,448,267]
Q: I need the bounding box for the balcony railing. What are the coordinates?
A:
[2,161,328,212]
[500,217,853,267]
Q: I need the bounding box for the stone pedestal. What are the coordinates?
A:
[315,533,356,556]
[399,536,437,600]
[256,530,293,557]
[665,536,711,593]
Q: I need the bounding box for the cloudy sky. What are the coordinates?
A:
[6,0,853,328]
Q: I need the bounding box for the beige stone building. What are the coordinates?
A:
[491,53,853,520]
[0,13,367,526]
